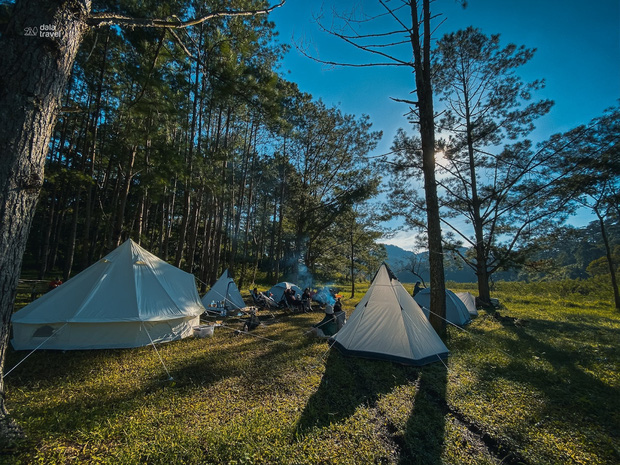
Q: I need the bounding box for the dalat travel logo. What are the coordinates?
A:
[24,24,61,38]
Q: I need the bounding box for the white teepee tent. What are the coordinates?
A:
[414,288,472,326]
[455,291,478,316]
[330,264,448,366]
[201,269,246,311]
[11,239,205,350]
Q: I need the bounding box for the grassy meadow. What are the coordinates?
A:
[2,279,619,464]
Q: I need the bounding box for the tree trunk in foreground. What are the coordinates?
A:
[0,0,91,442]
[410,0,446,336]
[596,210,620,310]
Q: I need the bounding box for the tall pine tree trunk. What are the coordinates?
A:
[239,148,257,290]
[0,0,91,439]
[111,145,136,247]
[81,31,109,269]
[463,91,492,306]
[410,0,446,336]
[596,208,620,310]
[350,225,356,298]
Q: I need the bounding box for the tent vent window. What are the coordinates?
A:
[33,325,55,338]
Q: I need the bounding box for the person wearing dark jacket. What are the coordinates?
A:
[333,299,346,331]
[312,304,337,337]
[413,281,423,297]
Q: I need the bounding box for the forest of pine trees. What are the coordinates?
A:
[20,1,385,290]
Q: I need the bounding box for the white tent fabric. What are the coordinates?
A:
[201,269,246,310]
[11,239,205,350]
[330,264,449,366]
[267,282,302,304]
[414,288,472,326]
[455,291,478,316]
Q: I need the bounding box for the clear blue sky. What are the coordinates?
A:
[270,0,620,250]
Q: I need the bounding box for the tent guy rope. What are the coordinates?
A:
[3,323,68,379]
[142,322,174,380]
[423,307,515,360]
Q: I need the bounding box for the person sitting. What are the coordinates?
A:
[332,298,346,331]
[250,287,273,310]
[413,281,423,297]
[311,304,338,337]
[251,287,264,304]
[284,288,303,311]
[302,288,312,312]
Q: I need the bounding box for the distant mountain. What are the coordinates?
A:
[382,244,421,283]
[382,243,477,283]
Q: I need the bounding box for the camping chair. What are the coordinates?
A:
[285,294,306,313]
[250,290,276,311]
[250,289,263,307]
[280,296,295,313]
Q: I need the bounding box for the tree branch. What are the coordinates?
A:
[88,1,285,28]
[390,97,418,105]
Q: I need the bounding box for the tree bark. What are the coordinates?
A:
[239,146,258,290]
[465,106,492,306]
[409,0,446,336]
[174,59,200,268]
[596,209,620,310]
[81,31,109,269]
[350,225,356,298]
[0,0,92,440]
[111,145,136,248]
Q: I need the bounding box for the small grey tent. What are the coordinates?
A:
[455,291,478,316]
[267,282,302,304]
[201,269,246,314]
[11,239,205,350]
[330,264,449,366]
[414,288,472,326]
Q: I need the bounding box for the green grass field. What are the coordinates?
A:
[2,280,619,464]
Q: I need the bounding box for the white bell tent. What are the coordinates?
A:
[330,264,449,366]
[414,288,472,326]
[11,239,205,350]
[201,269,246,310]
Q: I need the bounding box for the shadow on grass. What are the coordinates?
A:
[3,329,302,430]
[399,364,447,465]
[3,311,325,449]
[295,349,449,464]
[296,350,418,433]
[297,350,448,465]
[483,315,620,439]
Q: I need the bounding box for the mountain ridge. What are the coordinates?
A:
[382,243,478,283]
